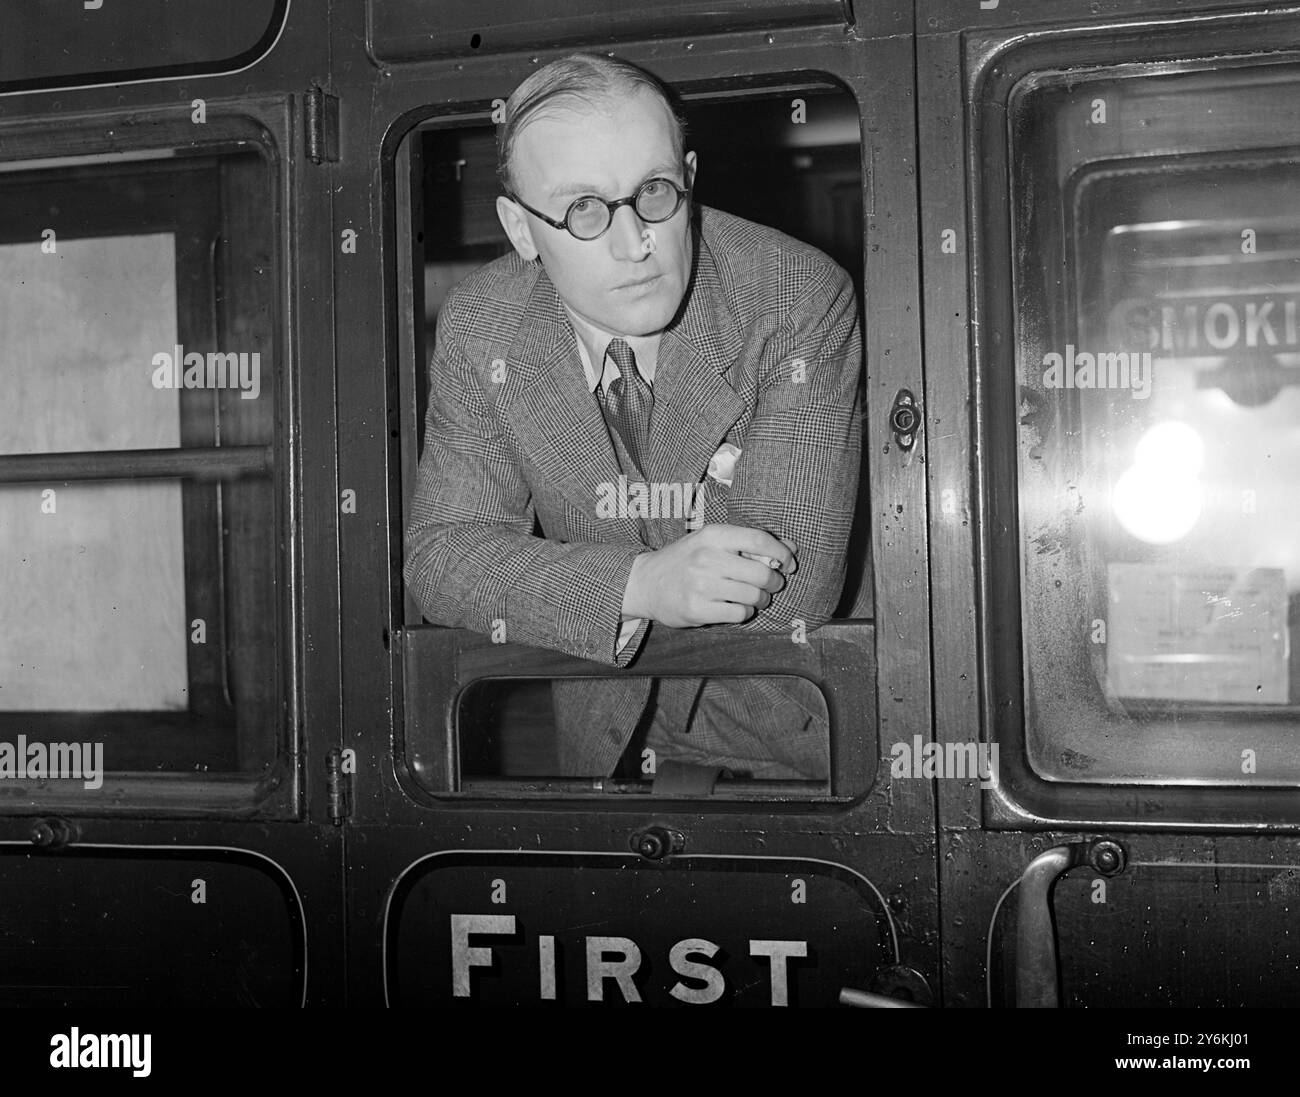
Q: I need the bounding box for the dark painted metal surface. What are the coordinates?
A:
[333,0,938,1006]
[400,621,877,800]
[385,851,892,1006]
[945,831,1300,1008]
[1053,848,1300,1007]
[0,0,287,93]
[0,1,344,1003]
[0,844,304,1006]
[968,6,1300,830]
[368,0,853,61]
[918,0,1300,1006]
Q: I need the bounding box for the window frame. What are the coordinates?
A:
[391,78,878,805]
[971,19,1300,829]
[0,110,295,817]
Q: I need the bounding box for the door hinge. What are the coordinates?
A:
[326,748,352,825]
[305,86,340,165]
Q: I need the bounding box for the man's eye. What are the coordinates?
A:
[569,198,600,215]
[641,180,668,197]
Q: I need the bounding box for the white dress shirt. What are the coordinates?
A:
[564,305,661,393]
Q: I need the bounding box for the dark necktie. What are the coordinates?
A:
[599,338,653,477]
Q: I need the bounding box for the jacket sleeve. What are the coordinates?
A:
[718,260,862,636]
[403,292,649,666]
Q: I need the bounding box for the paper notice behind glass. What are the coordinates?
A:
[1107,564,1289,704]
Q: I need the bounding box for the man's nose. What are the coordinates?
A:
[607,203,650,261]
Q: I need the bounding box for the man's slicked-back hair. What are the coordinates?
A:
[496,53,689,195]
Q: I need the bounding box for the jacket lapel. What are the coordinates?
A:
[504,238,746,541]
[504,271,642,541]
[646,234,747,487]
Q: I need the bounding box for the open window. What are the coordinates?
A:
[395,81,874,799]
[0,141,286,807]
[987,56,1300,793]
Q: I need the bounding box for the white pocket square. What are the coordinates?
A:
[706,442,742,487]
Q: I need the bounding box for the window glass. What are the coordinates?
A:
[0,234,187,710]
[403,86,867,794]
[1009,65,1300,784]
[0,153,280,779]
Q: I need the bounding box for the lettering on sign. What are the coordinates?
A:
[448,914,809,1006]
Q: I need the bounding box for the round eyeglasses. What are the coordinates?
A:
[507,177,690,242]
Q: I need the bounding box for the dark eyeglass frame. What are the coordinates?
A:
[505,177,691,241]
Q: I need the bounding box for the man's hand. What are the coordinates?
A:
[622,525,797,627]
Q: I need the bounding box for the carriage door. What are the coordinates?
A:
[0,1,344,1004]
[334,0,939,1005]
[921,0,1300,1006]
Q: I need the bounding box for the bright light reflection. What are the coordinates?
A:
[1113,421,1205,544]
[1134,420,1206,474]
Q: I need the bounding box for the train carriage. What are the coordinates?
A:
[0,0,1297,1014]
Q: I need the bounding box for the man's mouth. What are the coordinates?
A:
[614,273,662,291]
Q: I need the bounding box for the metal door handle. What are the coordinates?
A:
[1015,839,1126,1008]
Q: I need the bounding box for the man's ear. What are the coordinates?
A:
[684,150,698,191]
[496,196,539,262]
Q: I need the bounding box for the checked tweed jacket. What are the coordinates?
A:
[404,205,862,778]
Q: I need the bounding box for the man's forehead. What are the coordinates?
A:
[513,90,679,189]
[521,85,672,131]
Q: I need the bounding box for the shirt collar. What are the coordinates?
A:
[563,304,661,393]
